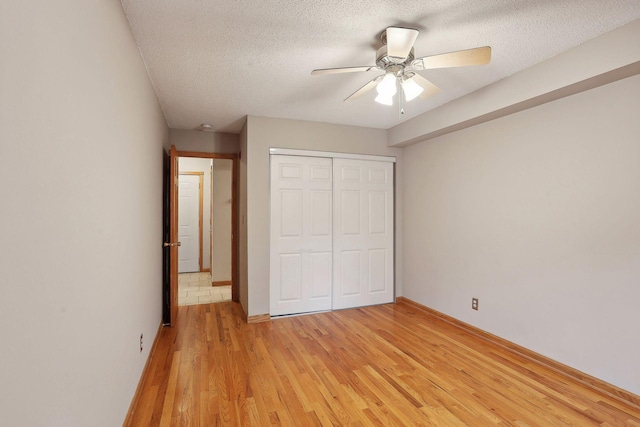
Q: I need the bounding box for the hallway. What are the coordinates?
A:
[178,272,231,306]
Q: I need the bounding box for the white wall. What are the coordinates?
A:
[212,159,233,282]
[402,74,640,395]
[239,123,249,312]
[170,129,239,153]
[245,116,403,316]
[178,157,213,270]
[0,2,168,426]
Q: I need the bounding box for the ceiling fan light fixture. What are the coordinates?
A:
[312,26,490,112]
[376,73,397,97]
[401,76,424,101]
[374,93,394,106]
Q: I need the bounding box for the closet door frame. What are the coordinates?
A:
[269,148,396,316]
[269,148,395,164]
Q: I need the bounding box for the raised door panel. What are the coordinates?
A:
[280,189,303,237]
[340,250,361,296]
[340,190,361,235]
[309,252,332,299]
[278,253,303,301]
[310,190,332,237]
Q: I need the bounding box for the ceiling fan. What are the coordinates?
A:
[312,27,491,110]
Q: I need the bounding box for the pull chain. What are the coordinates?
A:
[398,78,405,118]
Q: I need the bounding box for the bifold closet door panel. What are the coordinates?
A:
[333,158,394,310]
[270,155,333,316]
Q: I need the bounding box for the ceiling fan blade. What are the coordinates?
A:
[414,46,491,70]
[312,66,374,75]
[386,27,419,60]
[344,76,384,101]
[409,73,441,99]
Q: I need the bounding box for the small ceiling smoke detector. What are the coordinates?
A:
[197,123,213,131]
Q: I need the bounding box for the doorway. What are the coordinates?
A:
[163,147,239,326]
[178,156,233,306]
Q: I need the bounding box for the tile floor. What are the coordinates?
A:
[178,272,231,306]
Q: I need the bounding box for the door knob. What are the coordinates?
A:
[163,242,182,247]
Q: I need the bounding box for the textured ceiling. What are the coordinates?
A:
[121,1,640,133]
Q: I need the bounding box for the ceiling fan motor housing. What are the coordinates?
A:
[376,46,415,71]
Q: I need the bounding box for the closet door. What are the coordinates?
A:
[270,155,333,316]
[333,159,394,309]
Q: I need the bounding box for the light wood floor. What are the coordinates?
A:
[126,301,640,426]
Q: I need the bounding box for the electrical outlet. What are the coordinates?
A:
[140,333,144,353]
[472,298,479,311]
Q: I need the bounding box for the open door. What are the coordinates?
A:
[164,145,180,326]
[162,150,171,324]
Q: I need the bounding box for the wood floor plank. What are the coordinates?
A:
[159,351,181,427]
[125,301,640,426]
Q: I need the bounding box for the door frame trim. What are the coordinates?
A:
[174,150,239,303]
[269,148,396,163]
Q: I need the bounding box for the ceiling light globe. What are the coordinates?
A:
[376,73,397,97]
[402,77,424,101]
[374,93,394,106]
